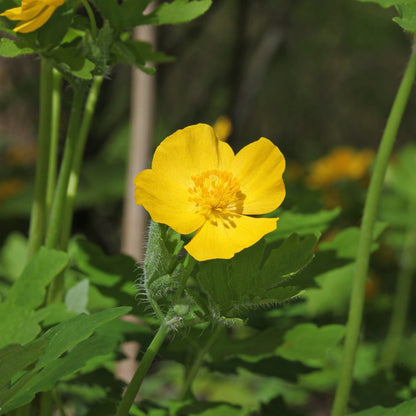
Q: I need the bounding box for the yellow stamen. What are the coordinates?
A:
[188,169,244,219]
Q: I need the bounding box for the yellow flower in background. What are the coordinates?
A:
[134,124,286,261]
[213,116,232,142]
[0,0,65,33]
[307,147,374,188]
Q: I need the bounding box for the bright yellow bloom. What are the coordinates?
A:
[134,124,286,261]
[213,116,232,142]
[1,0,65,33]
[307,147,374,188]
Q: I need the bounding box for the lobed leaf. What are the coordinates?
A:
[0,248,68,348]
[0,307,130,414]
[140,0,212,26]
[197,233,318,319]
[266,208,340,242]
[357,0,416,32]
[0,38,33,57]
[276,323,345,368]
[348,397,416,415]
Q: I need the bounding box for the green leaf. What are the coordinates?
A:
[94,0,151,30]
[0,339,48,390]
[65,279,89,314]
[0,333,120,414]
[36,4,74,49]
[303,264,354,316]
[0,248,68,348]
[112,39,174,72]
[37,306,130,367]
[0,307,130,413]
[357,0,416,32]
[302,224,387,316]
[394,4,416,32]
[140,0,212,25]
[276,323,345,367]
[47,39,96,80]
[84,22,113,74]
[0,38,33,57]
[197,234,318,319]
[2,247,67,309]
[266,208,340,242]
[386,144,416,204]
[318,223,387,259]
[356,0,410,6]
[348,397,416,416]
[73,239,140,312]
[0,232,27,282]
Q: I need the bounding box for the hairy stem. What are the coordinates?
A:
[331,46,416,416]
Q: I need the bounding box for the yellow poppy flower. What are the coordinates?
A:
[134,124,286,261]
[1,0,65,33]
[307,147,374,188]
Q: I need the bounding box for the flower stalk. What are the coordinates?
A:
[45,83,88,251]
[331,46,416,416]
[60,75,103,250]
[379,216,416,371]
[27,59,53,261]
[179,325,221,400]
[45,68,62,220]
[115,323,169,416]
[46,83,88,304]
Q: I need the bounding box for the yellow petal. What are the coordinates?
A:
[150,124,234,188]
[231,138,286,215]
[134,169,205,235]
[1,4,44,20]
[185,213,278,261]
[14,6,54,32]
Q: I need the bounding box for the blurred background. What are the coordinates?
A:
[0,0,414,255]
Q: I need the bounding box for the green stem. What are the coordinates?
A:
[60,75,103,250]
[379,218,416,370]
[52,389,68,416]
[45,83,87,250]
[46,83,88,304]
[27,59,53,261]
[45,68,62,219]
[39,391,53,416]
[331,46,416,416]
[15,404,30,416]
[80,0,97,38]
[179,325,222,401]
[115,323,169,416]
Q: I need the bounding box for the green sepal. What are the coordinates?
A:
[144,221,183,284]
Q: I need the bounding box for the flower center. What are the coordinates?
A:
[188,169,244,219]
